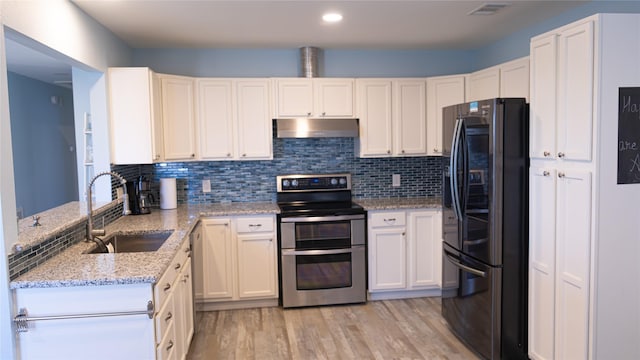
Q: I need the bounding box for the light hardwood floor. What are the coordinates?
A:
[187,297,480,360]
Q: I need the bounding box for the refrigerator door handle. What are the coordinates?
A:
[444,249,487,278]
[450,118,463,220]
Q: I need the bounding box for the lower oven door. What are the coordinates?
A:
[442,243,501,360]
[281,246,366,308]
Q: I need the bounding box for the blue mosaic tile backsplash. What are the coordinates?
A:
[115,136,443,204]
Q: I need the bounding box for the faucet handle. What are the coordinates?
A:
[32,216,41,227]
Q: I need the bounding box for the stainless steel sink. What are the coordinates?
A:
[87,231,173,254]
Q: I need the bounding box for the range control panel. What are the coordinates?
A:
[277,174,351,192]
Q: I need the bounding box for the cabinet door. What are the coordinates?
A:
[236,232,277,299]
[368,227,406,291]
[275,79,313,117]
[426,75,466,156]
[356,79,393,157]
[500,57,530,101]
[196,219,234,300]
[108,67,160,164]
[530,34,558,160]
[314,79,354,117]
[467,66,500,102]
[394,79,427,156]
[555,169,592,360]
[175,257,193,360]
[236,79,273,160]
[557,20,594,162]
[161,76,196,160]
[528,166,557,360]
[196,79,235,160]
[407,210,442,288]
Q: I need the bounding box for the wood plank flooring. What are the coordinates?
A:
[187,297,480,360]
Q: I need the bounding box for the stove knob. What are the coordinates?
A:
[330,178,338,186]
[291,179,299,187]
[282,180,290,187]
[339,178,347,185]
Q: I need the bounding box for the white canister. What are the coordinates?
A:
[159,178,177,209]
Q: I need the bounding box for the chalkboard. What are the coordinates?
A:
[618,87,640,184]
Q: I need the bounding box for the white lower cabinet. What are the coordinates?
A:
[194,215,278,310]
[14,240,193,360]
[368,209,442,299]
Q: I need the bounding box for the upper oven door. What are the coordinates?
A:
[280,214,365,249]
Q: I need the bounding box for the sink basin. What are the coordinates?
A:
[87,231,173,254]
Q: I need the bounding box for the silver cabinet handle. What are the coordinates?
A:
[401,150,405,154]
[387,150,391,154]
[163,283,171,292]
[543,151,551,157]
[558,152,565,158]
[384,218,396,222]
[433,148,440,153]
[190,153,195,158]
[543,171,550,177]
[307,112,312,116]
[166,340,174,351]
[174,263,181,270]
[248,224,262,228]
[165,312,172,322]
[558,172,565,178]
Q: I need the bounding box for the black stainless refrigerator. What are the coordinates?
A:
[441,98,529,360]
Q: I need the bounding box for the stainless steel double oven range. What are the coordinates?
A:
[276,174,367,308]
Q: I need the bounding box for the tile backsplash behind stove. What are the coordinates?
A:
[113,137,443,204]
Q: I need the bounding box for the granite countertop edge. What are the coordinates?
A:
[10,202,280,290]
[10,198,441,290]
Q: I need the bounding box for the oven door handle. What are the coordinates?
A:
[280,214,365,223]
[281,248,359,256]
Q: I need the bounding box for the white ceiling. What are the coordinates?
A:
[72,0,586,49]
[6,0,589,86]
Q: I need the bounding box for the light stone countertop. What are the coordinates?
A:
[355,197,442,211]
[10,198,440,290]
[10,202,279,289]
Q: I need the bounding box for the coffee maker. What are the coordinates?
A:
[127,176,154,215]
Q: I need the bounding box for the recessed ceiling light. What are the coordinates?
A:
[322,13,343,23]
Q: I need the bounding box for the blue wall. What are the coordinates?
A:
[8,72,78,217]
[133,48,475,77]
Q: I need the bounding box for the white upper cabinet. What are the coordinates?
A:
[274,78,354,118]
[235,79,273,160]
[355,79,393,157]
[467,65,500,102]
[394,79,428,156]
[426,75,466,156]
[197,79,235,160]
[197,79,272,161]
[530,21,594,162]
[530,34,558,160]
[108,67,164,164]
[356,78,427,157]
[160,74,197,161]
[500,57,530,101]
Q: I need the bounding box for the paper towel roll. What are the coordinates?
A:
[160,178,177,209]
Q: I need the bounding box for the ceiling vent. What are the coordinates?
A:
[468,3,510,16]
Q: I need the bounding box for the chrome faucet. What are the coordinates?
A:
[86,171,131,243]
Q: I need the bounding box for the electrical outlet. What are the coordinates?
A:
[202,179,211,193]
[392,174,401,187]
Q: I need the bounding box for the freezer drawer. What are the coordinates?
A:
[442,243,501,360]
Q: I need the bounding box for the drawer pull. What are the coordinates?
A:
[384,218,396,222]
[166,340,174,351]
[249,224,262,228]
[543,151,551,157]
[163,283,171,292]
[174,263,181,270]
[165,312,173,322]
[543,171,550,177]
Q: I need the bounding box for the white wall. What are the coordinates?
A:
[0,1,132,359]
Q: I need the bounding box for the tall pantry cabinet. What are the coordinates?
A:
[528,14,640,360]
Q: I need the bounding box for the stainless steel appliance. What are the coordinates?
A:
[126,176,154,215]
[276,173,367,308]
[441,98,529,360]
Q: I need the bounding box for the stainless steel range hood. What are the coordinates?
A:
[276,118,359,138]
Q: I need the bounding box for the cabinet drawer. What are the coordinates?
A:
[155,291,175,343]
[369,212,406,227]
[154,262,179,309]
[236,216,274,233]
[156,317,176,360]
